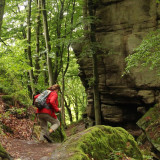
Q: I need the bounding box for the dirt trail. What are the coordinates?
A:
[4,138,61,160]
[0,94,60,160]
[0,93,86,160]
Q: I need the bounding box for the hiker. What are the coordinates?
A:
[34,84,61,143]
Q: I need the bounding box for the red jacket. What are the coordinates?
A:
[34,90,60,119]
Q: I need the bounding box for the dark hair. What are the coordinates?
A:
[48,84,60,91]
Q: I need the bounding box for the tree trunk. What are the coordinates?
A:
[43,51,49,85]
[19,5,32,98]
[34,0,41,85]
[61,74,66,125]
[64,98,73,123]
[0,0,5,36]
[53,0,65,84]
[88,0,101,125]
[60,0,75,124]
[60,43,70,125]
[83,0,88,34]
[75,95,78,121]
[41,0,53,86]
[27,0,35,96]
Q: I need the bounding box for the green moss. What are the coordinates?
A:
[0,143,10,159]
[137,104,160,152]
[137,104,159,130]
[50,126,67,142]
[49,114,67,142]
[0,143,6,153]
[69,150,89,160]
[60,125,143,160]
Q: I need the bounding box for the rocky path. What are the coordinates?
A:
[1,137,61,160]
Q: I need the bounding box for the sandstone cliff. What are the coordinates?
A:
[73,0,160,127]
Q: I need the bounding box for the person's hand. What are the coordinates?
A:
[59,108,61,112]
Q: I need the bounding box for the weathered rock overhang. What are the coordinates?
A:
[73,0,160,126]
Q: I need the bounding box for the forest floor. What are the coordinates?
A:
[0,121,85,160]
[0,94,153,160]
[0,94,86,160]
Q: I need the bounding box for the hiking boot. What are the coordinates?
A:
[43,135,52,143]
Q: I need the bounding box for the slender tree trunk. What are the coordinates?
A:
[83,0,88,34]
[0,0,5,36]
[61,43,70,124]
[34,0,41,84]
[19,5,32,98]
[88,0,101,125]
[41,0,53,86]
[27,0,35,96]
[53,0,65,84]
[64,98,73,123]
[43,51,49,85]
[61,74,65,125]
[60,0,75,125]
[75,95,78,121]
[56,0,66,125]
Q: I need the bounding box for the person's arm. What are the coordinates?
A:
[50,93,60,112]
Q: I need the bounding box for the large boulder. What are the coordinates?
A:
[51,125,143,160]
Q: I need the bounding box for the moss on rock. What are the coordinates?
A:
[50,125,67,142]
[51,125,142,160]
[137,104,160,152]
[50,114,67,142]
[0,143,10,160]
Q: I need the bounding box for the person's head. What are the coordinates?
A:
[48,84,60,92]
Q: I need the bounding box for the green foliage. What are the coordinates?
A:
[141,151,153,160]
[2,95,14,105]
[9,107,27,115]
[58,52,87,123]
[125,30,160,75]
[0,0,86,124]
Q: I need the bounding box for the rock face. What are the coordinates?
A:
[73,0,160,127]
[51,125,143,160]
[137,103,160,154]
